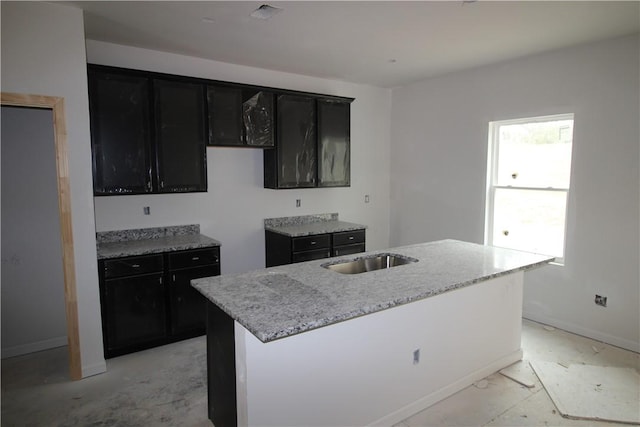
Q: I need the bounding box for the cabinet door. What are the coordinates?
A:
[154,79,207,192]
[88,68,153,194]
[242,89,274,147]
[169,264,220,337]
[274,94,317,188]
[318,100,350,187]
[208,86,243,146]
[103,273,166,356]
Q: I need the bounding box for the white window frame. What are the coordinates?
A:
[484,113,573,265]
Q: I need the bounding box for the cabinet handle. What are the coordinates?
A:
[159,277,163,284]
[192,256,200,261]
[310,241,317,245]
[335,249,340,256]
[131,264,140,268]
[349,236,354,240]
[172,274,176,282]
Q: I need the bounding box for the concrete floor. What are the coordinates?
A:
[2,319,638,426]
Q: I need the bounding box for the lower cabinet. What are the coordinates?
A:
[265,229,365,267]
[99,247,220,358]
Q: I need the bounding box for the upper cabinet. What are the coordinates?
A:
[264,95,317,188]
[207,86,274,147]
[318,99,351,187]
[88,66,207,195]
[88,64,353,194]
[88,69,154,194]
[264,96,353,189]
[153,79,207,193]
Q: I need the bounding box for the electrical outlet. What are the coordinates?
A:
[595,295,607,307]
[364,195,370,203]
[413,349,420,365]
[143,206,150,215]
[296,199,301,208]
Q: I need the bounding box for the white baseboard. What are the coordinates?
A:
[523,312,640,353]
[1,336,68,359]
[82,360,107,378]
[372,349,524,427]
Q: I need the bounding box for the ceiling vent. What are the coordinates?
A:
[250,4,283,20]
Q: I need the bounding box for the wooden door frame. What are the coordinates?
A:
[1,92,82,380]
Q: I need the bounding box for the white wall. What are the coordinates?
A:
[390,34,640,351]
[1,107,67,357]
[237,273,524,426]
[1,2,106,376]
[87,40,392,275]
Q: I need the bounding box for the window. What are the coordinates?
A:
[485,114,574,263]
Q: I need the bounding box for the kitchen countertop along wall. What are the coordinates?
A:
[96,225,220,259]
[264,213,367,237]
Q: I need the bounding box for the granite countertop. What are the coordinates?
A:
[264,212,367,237]
[96,225,221,260]
[192,239,554,343]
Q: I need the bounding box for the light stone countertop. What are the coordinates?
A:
[192,239,554,343]
[264,212,366,237]
[265,220,367,237]
[96,225,220,260]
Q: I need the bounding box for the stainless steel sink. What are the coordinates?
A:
[322,254,418,274]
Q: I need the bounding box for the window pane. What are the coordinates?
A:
[492,188,567,258]
[497,119,573,189]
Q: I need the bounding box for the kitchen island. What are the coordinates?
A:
[192,239,554,427]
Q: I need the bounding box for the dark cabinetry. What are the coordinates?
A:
[101,255,166,356]
[318,100,351,187]
[99,247,220,358]
[168,248,220,337]
[264,96,352,189]
[331,230,365,256]
[207,86,274,147]
[88,64,353,193]
[88,70,153,194]
[154,79,207,192]
[265,229,365,267]
[88,66,207,195]
[264,95,317,188]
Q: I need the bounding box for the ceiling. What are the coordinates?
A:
[68,1,640,88]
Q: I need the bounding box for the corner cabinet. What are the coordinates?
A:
[88,65,207,195]
[98,247,220,358]
[264,95,353,189]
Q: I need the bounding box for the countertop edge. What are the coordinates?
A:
[97,235,221,260]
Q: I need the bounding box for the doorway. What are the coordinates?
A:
[1,93,82,380]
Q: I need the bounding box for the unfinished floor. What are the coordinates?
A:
[2,319,638,426]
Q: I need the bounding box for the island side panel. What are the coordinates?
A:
[206,302,237,427]
[238,272,524,427]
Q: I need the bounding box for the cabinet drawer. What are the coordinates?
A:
[104,254,164,279]
[332,229,365,247]
[292,249,331,263]
[332,243,365,258]
[169,247,220,270]
[292,234,330,252]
